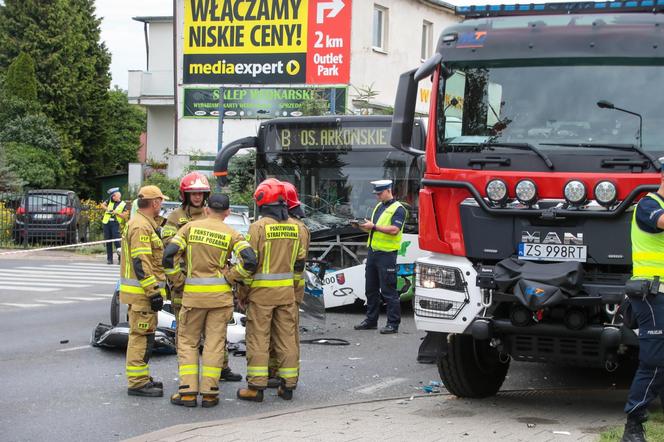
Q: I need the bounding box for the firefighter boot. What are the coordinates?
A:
[277,382,294,401]
[621,416,647,442]
[127,381,163,397]
[170,393,197,407]
[236,387,264,402]
[220,366,242,382]
[202,394,219,408]
[267,366,280,388]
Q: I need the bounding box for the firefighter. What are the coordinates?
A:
[101,187,128,264]
[354,179,407,334]
[163,194,257,408]
[237,179,307,402]
[267,181,310,388]
[162,172,211,319]
[119,185,168,397]
[621,158,664,442]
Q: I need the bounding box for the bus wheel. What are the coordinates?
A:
[438,333,509,398]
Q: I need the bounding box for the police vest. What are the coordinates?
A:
[102,201,126,225]
[367,201,405,252]
[631,193,664,279]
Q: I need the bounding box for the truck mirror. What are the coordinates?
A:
[213,136,258,187]
[390,68,418,151]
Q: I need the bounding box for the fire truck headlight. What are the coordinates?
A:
[564,180,587,205]
[486,179,508,204]
[594,181,617,207]
[515,179,537,205]
[416,263,465,292]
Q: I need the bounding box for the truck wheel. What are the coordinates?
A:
[438,333,509,398]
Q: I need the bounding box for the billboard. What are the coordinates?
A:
[183,86,347,118]
[183,0,352,84]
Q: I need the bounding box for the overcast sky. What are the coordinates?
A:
[96,0,566,90]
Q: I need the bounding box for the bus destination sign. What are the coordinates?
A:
[277,126,390,151]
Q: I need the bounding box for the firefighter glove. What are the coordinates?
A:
[149,293,164,312]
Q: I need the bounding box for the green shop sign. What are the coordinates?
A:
[183,87,347,119]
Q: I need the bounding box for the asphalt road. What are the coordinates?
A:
[0,254,636,442]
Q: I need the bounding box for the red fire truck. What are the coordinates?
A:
[391,1,664,398]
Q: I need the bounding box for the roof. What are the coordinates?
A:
[422,0,456,11]
[132,16,173,24]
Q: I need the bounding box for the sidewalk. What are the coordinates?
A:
[128,388,628,442]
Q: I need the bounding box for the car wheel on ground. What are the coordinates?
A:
[110,289,120,326]
[438,333,509,398]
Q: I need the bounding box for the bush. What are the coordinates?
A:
[0,200,15,244]
[81,198,106,240]
[143,172,180,201]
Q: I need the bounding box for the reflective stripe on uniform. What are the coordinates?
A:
[251,272,294,288]
[246,366,269,376]
[126,364,149,377]
[184,277,231,293]
[172,236,187,250]
[278,367,299,378]
[165,265,181,276]
[233,240,251,254]
[202,365,222,378]
[161,225,177,238]
[262,242,271,274]
[139,275,157,288]
[130,247,152,258]
[121,278,166,296]
[179,364,199,376]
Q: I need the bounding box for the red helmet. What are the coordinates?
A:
[254,178,285,207]
[179,172,211,202]
[282,181,301,210]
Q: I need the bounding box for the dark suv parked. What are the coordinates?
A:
[13,190,89,244]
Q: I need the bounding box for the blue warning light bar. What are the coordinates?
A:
[457,1,664,16]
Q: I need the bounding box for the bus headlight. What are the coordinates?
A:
[564,180,587,205]
[594,181,617,207]
[515,179,537,205]
[486,179,508,205]
[416,263,465,292]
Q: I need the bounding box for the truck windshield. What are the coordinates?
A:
[437,62,664,154]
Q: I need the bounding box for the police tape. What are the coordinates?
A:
[0,238,120,256]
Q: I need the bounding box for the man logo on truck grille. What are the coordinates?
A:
[521,231,583,245]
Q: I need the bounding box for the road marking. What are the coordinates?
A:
[0,272,117,283]
[90,294,113,298]
[57,345,91,352]
[64,296,106,302]
[11,267,118,276]
[41,265,120,273]
[351,377,408,395]
[35,299,76,304]
[0,287,58,292]
[0,280,90,288]
[0,302,46,308]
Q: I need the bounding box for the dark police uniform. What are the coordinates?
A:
[358,180,407,333]
[624,190,664,439]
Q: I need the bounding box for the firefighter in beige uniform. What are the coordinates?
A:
[119,185,169,397]
[267,181,310,387]
[237,179,307,402]
[163,194,257,408]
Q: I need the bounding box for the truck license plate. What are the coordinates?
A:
[518,243,587,262]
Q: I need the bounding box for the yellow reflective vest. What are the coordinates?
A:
[367,201,405,252]
[102,200,127,225]
[631,193,664,279]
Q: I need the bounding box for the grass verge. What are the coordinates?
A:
[599,410,664,441]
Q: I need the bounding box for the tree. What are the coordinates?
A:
[226,150,256,210]
[4,142,61,189]
[0,0,112,195]
[4,52,37,102]
[0,145,24,193]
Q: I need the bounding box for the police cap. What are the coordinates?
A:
[371,179,393,194]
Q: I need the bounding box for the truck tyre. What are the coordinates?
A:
[438,333,509,398]
[110,289,120,326]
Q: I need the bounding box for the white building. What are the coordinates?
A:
[128,1,458,177]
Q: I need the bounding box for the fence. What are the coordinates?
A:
[0,191,108,249]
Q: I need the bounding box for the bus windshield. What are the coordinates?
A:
[437,62,664,154]
[257,120,422,237]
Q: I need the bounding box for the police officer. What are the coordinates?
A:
[101,187,128,264]
[163,194,257,408]
[237,179,307,402]
[354,180,407,334]
[622,159,664,442]
[119,185,168,397]
[267,181,310,388]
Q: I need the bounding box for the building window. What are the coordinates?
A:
[421,20,433,60]
[373,5,388,51]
